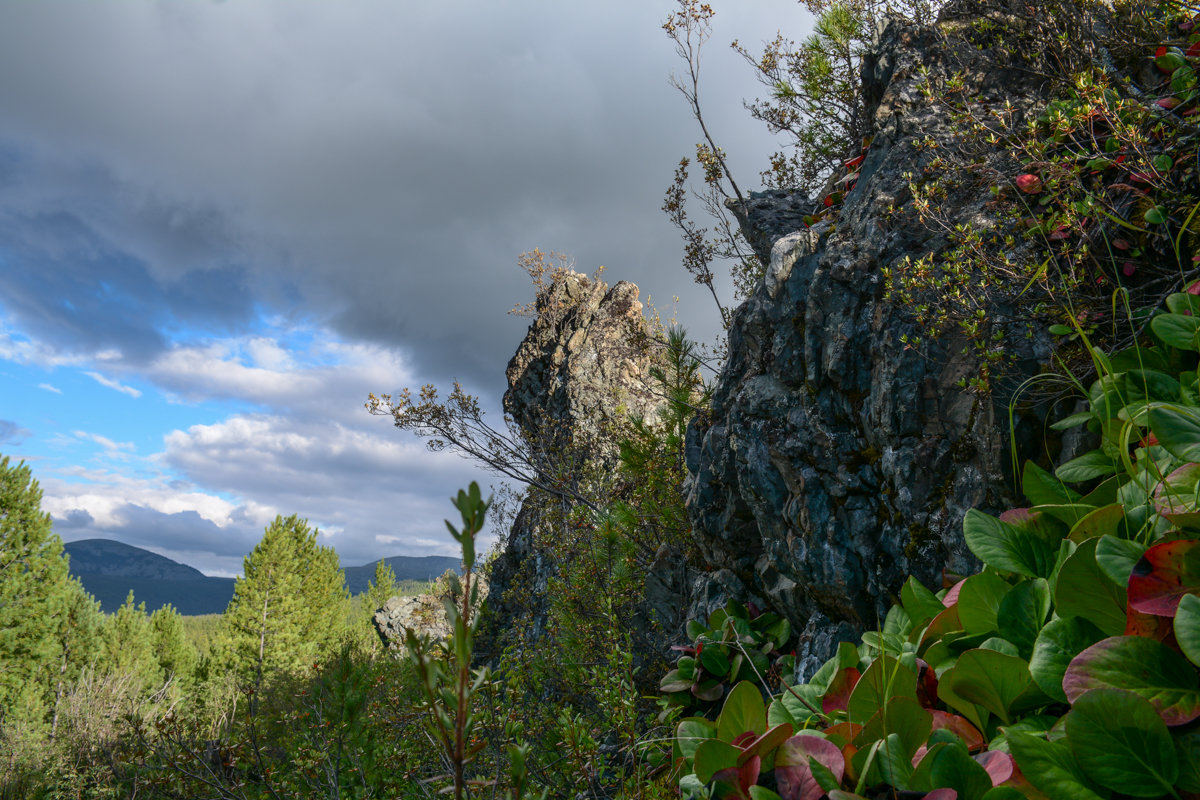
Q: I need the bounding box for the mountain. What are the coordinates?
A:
[63,539,460,615]
[343,556,461,595]
[65,539,236,616]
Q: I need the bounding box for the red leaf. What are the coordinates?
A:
[1157,96,1183,110]
[917,659,940,708]
[943,579,966,607]
[974,750,1015,786]
[1130,172,1155,183]
[822,667,861,714]
[1126,603,1179,647]
[1015,173,1043,194]
[823,195,834,208]
[1128,539,1200,616]
[844,154,866,169]
[1123,261,1137,277]
[776,735,845,800]
[929,710,984,751]
[1188,279,1200,293]
[1157,45,1168,57]
[925,790,958,800]
[1189,40,1200,58]
[1113,238,1131,251]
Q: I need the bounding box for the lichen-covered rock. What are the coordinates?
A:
[373,574,489,649]
[685,2,1089,677]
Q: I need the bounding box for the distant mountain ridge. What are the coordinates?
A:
[64,539,460,615]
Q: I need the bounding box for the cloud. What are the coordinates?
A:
[0,419,31,445]
[38,382,62,393]
[0,1,793,391]
[72,430,134,454]
[85,371,141,398]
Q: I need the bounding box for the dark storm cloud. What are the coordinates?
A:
[0,1,803,392]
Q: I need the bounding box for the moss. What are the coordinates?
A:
[903,522,938,561]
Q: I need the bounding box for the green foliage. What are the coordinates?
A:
[219,513,348,688]
[0,454,71,725]
[666,280,1200,798]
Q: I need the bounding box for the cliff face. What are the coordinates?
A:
[685,3,1079,675]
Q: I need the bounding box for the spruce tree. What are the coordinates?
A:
[219,514,347,688]
[0,455,71,725]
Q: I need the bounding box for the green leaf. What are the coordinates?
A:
[981,788,1026,800]
[1065,688,1179,796]
[676,717,718,761]
[1175,727,1200,792]
[1166,293,1200,316]
[854,695,932,759]
[1066,504,1124,543]
[925,740,993,800]
[1051,410,1095,431]
[1023,460,1082,505]
[694,739,741,783]
[718,681,766,741]
[702,645,732,677]
[1006,731,1108,800]
[1094,535,1146,588]
[939,648,1033,726]
[1053,537,1127,637]
[901,576,946,628]
[1144,206,1168,225]
[1154,154,1175,172]
[768,683,823,728]
[847,655,918,726]
[1063,635,1200,725]
[748,787,783,800]
[963,509,1057,578]
[1029,617,1106,704]
[1149,403,1200,459]
[997,578,1051,657]
[1151,314,1200,352]
[957,572,1011,635]
[1055,451,1119,482]
[1177,593,1200,667]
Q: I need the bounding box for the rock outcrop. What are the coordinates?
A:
[483,270,672,651]
[685,2,1085,676]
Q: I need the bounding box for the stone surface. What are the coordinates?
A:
[684,2,1083,677]
[373,574,489,649]
[483,270,674,655]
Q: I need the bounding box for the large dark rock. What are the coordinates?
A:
[684,2,1092,677]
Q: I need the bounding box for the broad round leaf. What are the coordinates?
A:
[963,509,1057,578]
[1029,617,1105,703]
[1152,313,1200,352]
[1065,688,1179,796]
[940,649,1032,726]
[1066,504,1124,543]
[1054,537,1127,636]
[853,695,932,759]
[718,681,767,742]
[1055,451,1119,483]
[996,578,1050,656]
[925,741,993,800]
[1127,538,1200,616]
[847,655,917,725]
[1006,731,1107,800]
[1094,535,1146,588]
[973,750,1014,786]
[676,718,717,761]
[1177,593,1200,667]
[694,738,741,784]
[1064,635,1200,725]
[1023,460,1081,505]
[776,734,844,800]
[1176,727,1200,792]
[957,572,1011,636]
[1149,403,1200,459]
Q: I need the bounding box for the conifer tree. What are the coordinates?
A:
[362,559,397,654]
[49,578,102,738]
[100,591,162,692]
[0,455,71,726]
[219,514,347,688]
[149,603,198,688]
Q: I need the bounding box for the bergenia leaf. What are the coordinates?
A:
[1127,538,1200,616]
[1064,636,1200,725]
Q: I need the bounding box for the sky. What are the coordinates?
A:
[0,1,811,578]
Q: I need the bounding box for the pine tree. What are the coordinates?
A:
[49,577,103,738]
[0,455,71,726]
[100,591,162,692]
[362,560,397,654]
[219,514,348,688]
[150,603,198,688]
